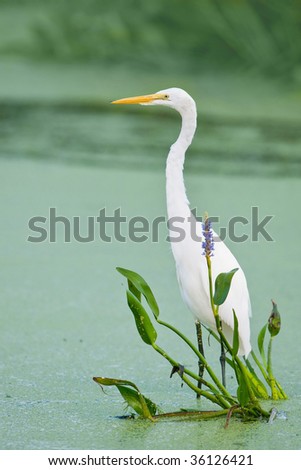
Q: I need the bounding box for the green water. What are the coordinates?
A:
[0,0,301,451]
[1,102,301,177]
[0,103,300,449]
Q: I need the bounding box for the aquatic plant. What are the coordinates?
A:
[94,216,287,423]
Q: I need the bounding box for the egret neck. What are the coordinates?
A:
[166,100,197,223]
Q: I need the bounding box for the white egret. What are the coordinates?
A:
[112,88,251,366]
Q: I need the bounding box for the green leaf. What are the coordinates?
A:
[232,309,239,357]
[128,279,141,302]
[93,377,157,419]
[117,267,159,318]
[141,396,158,416]
[236,371,250,407]
[126,290,157,345]
[257,324,267,368]
[117,385,157,417]
[93,377,137,388]
[244,359,268,397]
[213,268,238,306]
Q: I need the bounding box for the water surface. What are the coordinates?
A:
[0,106,300,450]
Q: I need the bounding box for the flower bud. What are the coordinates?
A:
[268,300,281,337]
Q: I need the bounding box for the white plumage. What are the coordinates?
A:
[113,87,251,356]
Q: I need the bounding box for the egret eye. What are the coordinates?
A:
[164,94,169,99]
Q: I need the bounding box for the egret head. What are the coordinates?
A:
[112,87,196,115]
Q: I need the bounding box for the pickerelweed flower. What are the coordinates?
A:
[202,214,214,257]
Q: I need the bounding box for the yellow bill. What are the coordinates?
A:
[112,93,167,105]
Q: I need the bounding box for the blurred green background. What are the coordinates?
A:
[1,0,301,78]
[1,0,301,450]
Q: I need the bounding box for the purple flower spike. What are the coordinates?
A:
[202,215,214,257]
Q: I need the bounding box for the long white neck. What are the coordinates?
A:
[166,103,197,221]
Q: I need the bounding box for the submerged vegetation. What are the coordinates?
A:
[94,215,287,424]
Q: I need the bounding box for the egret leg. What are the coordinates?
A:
[220,340,226,387]
[195,320,205,399]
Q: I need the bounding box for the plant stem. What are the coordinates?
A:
[153,409,233,420]
[151,343,232,409]
[251,350,269,382]
[275,381,288,400]
[251,349,287,400]
[206,255,269,400]
[195,320,205,398]
[156,317,233,400]
[153,403,271,421]
[206,257,217,318]
[245,357,269,397]
[267,337,279,400]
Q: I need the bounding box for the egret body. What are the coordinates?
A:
[113,88,251,357]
